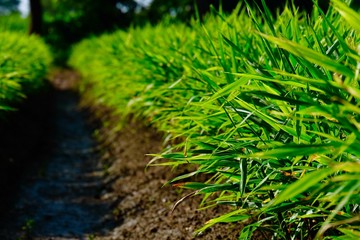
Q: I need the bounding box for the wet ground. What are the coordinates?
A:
[0,77,116,239]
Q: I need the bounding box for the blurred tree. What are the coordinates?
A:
[0,0,20,14]
[135,0,239,25]
[38,0,138,64]
[29,0,42,34]
[140,0,194,24]
[196,0,238,17]
[196,0,330,16]
[139,0,334,24]
[43,0,137,39]
[25,0,359,64]
[351,0,360,9]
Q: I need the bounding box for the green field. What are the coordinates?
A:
[0,0,359,239]
[70,1,360,239]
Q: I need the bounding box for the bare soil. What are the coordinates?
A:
[93,120,243,240]
[0,69,243,240]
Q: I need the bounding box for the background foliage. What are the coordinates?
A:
[0,0,19,14]
[0,16,52,117]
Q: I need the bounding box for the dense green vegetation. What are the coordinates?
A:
[0,13,28,33]
[0,14,52,116]
[70,0,360,239]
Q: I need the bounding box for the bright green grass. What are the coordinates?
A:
[70,0,360,239]
[0,13,28,33]
[0,18,52,115]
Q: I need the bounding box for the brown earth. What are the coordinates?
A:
[92,119,244,240]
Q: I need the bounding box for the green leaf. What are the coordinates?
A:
[337,228,360,239]
[195,209,249,234]
[332,0,360,32]
[248,143,341,159]
[176,182,238,193]
[270,167,335,206]
[240,158,247,197]
[258,33,354,78]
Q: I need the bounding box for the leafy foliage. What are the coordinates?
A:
[70,0,360,239]
[0,21,52,115]
[0,13,28,32]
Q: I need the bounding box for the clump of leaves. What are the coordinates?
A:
[0,30,52,116]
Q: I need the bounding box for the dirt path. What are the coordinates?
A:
[0,69,243,240]
[0,72,116,239]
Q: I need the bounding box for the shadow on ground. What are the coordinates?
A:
[0,70,118,239]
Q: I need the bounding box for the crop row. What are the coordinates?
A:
[0,16,52,116]
[70,1,360,239]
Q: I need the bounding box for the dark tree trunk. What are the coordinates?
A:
[29,0,43,35]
